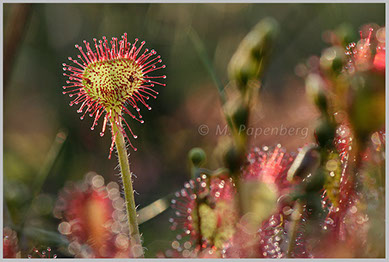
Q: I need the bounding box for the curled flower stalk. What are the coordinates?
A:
[62,33,166,258]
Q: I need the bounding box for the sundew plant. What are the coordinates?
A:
[3,3,386,259]
[62,34,166,257]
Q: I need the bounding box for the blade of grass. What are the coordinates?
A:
[19,130,67,247]
[4,4,32,92]
[23,227,69,246]
[137,194,173,225]
[31,130,68,198]
[187,27,236,133]
[187,27,226,105]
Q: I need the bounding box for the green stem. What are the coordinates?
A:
[287,200,303,257]
[112,122,144,258]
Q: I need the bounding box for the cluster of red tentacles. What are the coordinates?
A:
[62,33,166,157]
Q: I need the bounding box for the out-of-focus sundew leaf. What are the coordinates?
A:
[240,181,278,227]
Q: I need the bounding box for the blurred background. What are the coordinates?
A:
[3,3,385,257]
